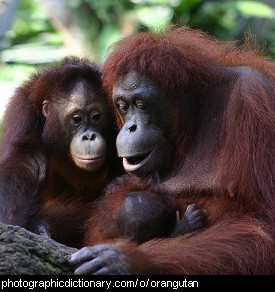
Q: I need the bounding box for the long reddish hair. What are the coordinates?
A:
[102,26,275,203]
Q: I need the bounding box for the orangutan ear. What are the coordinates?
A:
[42,100,50,117]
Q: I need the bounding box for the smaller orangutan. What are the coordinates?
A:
[119,191,206,243]
[0,57,120,247]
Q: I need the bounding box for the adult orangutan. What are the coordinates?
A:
[70,27,275,274]
[0,57,120,247]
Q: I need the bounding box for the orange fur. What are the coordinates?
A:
[84,26,275,274]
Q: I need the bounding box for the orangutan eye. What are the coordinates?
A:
[72,115,82,125]
[92,112,102,122]
[116,100,129,111]
[135,99,147,109]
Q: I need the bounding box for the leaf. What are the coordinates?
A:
[235,1,275,18]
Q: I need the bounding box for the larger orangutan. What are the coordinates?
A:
[70,27,275,274]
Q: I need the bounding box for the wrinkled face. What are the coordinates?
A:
[113,71,172,177]
[43,80,111,172]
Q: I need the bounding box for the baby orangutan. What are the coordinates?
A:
[72,179,208,274]
[119,191,207,243]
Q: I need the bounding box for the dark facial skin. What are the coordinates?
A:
[113,71,172,177]
[43,80,110,172]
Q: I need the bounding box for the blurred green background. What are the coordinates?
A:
[0,0,274,140]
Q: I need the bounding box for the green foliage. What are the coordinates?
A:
[7,0,62,46]
[66,0,275,60]
[235,1,274,18]
[179,1,275,41]
[1,0,275,68]
[0,63,35,82]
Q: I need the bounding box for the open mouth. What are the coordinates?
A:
[122,149,155,172]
